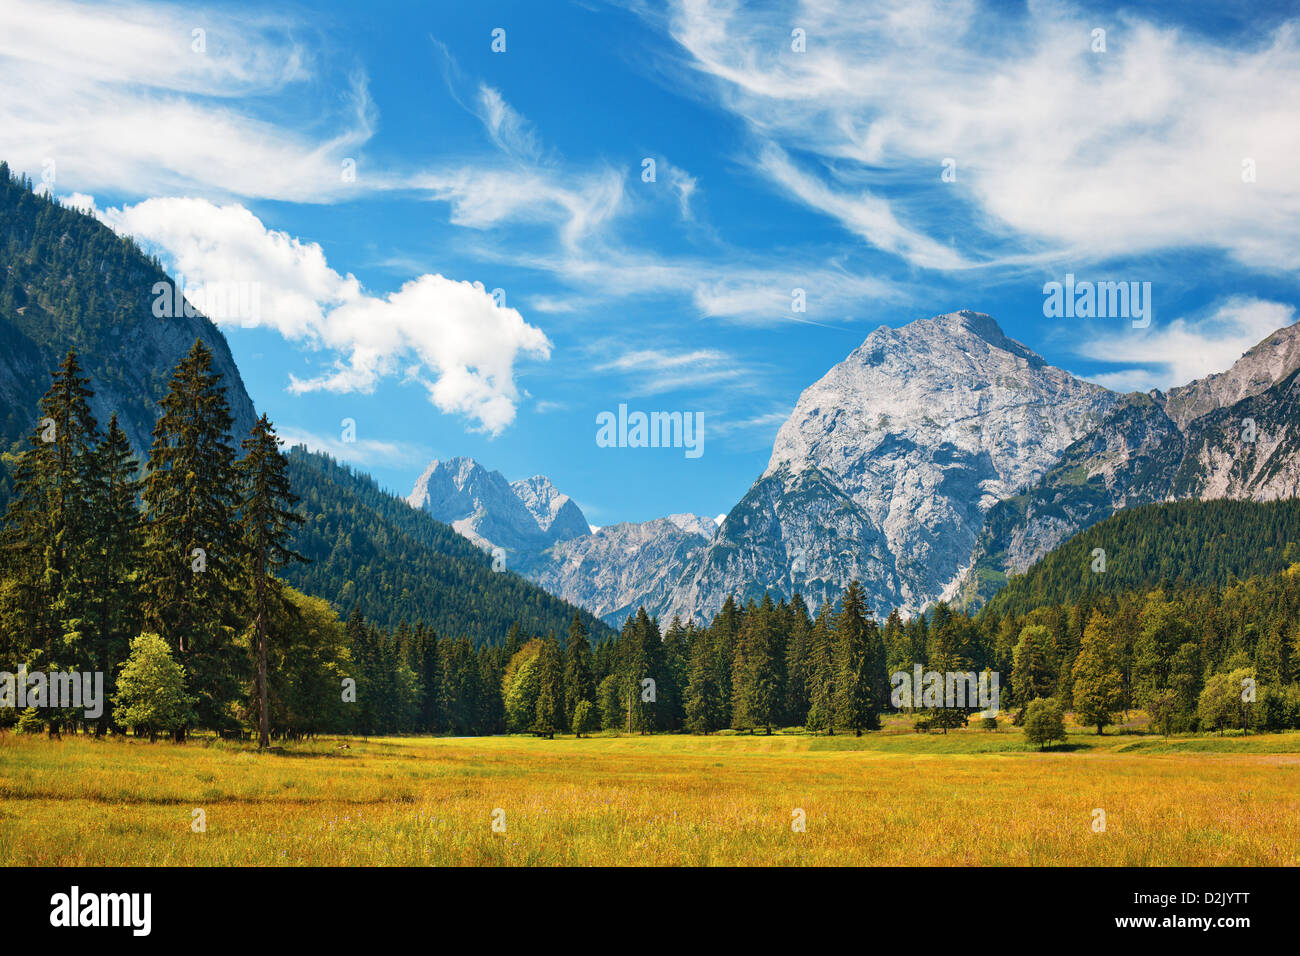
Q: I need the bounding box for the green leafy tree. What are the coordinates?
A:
[1197,667,1257,735]
[1072,612,1125,734]
[1022,697,1066,750]
[572,699,599,738]
[113,632,196,741]
[502,639,543,732]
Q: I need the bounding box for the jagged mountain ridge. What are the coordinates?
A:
[406,456,591,553]
[660,311,1119,622]
[961,321,1300,606]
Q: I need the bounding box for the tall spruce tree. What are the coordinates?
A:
[534,634,565,737]
[734,593,784,734]
[0,351,101,732]
[236,414,307,749]
[84,414,143,733]
[684,627,724,733]
[563,613,596,728]
[834,581,883,735]
[142,340,243,736]
[805,604,837,734]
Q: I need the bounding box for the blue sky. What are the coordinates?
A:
[3,0,1299,526]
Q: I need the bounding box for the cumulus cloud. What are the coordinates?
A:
[100,197,552,433]
[1075,297,1297,392]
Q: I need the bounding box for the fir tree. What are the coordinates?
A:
[142,340,244,736]
[83,414,142,733]
[563,613,596,728]
[236,414,307,749]
[834,582,883,735]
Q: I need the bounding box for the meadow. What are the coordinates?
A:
[2,721,1298,866]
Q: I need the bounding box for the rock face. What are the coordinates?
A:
[0,172,258,458]
[405,454,722,626]
[509,475,591,543]
[659,311,1119,621]
[407,457,589,553]
[1163,322,1300,429]
[962,322,1300,606]
[405,310,1300,627]
[518,514,718,625]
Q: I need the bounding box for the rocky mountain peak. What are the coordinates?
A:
[407,456,590,553]
[1164,319,1300,428]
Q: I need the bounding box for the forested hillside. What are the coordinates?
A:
[985,498,1300,617]
[283,447,613,643]
[0,163,257,456]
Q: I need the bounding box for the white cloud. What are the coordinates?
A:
[659,0,1300,271]
[99,197,552,433]
[1075,297,1297,392]
[277,429,427,469]
[594,347,749,395]
[0,0,376,202]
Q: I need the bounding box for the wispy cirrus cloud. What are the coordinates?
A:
[652,0,1300,271]
[0,0,379,202]
[277,429,429,469]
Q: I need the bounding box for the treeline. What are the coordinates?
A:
[5,344,1298,741]
[466,564,1300,739]
[985,498,1300,617]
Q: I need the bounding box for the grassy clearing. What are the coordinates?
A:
[2,728,1297,866]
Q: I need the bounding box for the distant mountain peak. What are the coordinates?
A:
[408,456,589,552]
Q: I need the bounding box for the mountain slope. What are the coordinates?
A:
[284,448,613,643]
[517,513,718,626]
[962,331,1300,608]
[0,163,256,456]
[661,311,1118,621]
[984,498,1300,617]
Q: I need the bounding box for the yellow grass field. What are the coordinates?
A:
[2,726,1298,866]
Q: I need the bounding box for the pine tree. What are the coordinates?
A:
[734,593,784,734]
[784,594,813,724]
[534,634,565,737]
[236,414,307,749]
[0,351,101,733]
[684,627,724,733]
[834,582,883,735]
[83,414,143,734]
[1012,625,1056,721]
[805,604,837,734]
[563,613,595,728]
[141,340,244,736]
